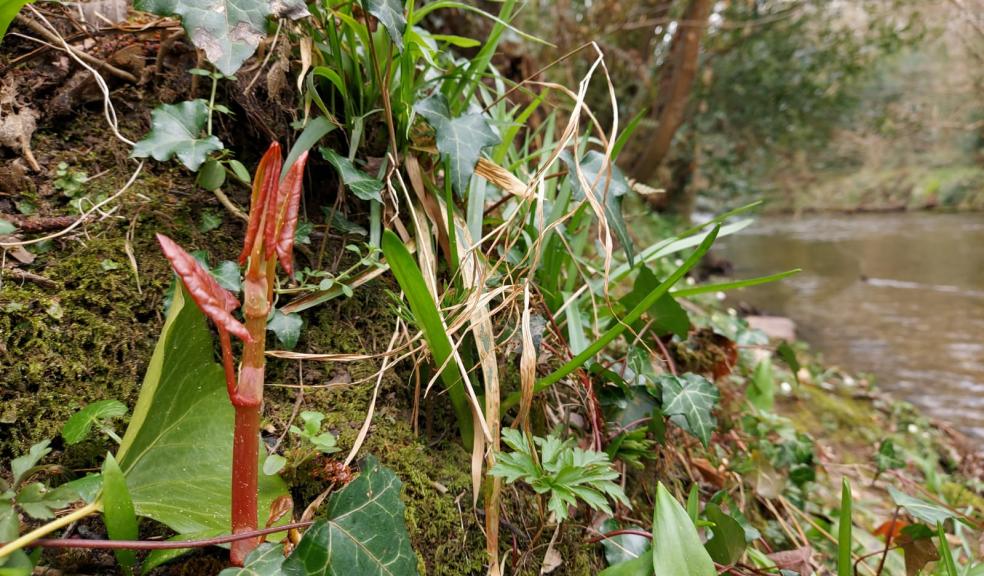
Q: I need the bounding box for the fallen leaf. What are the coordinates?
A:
[768,546,814,575]
[898,533,939,576]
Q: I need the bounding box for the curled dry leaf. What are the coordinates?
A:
[239,142,282,264]
[156,233,251,342]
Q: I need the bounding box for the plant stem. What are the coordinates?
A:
[230,404,261,565]
[0,502,101,560]
[207,73,219,136]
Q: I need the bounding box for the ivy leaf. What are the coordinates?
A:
[62,400,128,445]
[267,309,303,350]
[414,95,500,197]
[704,503,746,566]
[132,100,223,171]
[364,0,405,51]
[560,150,635,265]
[320,148,383,202]
[283,456,418,576]
[888,487,963,527]
[134,0,309,75]
[660,373,719,446]
[219,543,287,576]
[212,260,242,294]
[651,483,716,576]
[115,287,288,535]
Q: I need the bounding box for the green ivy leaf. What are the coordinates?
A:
[320,148,383,202]
[134,0,309,75]
[652,483,716,576]
[414,95,500,197]
[704,503,746,566]
[660,373,719,446]
[102,453,138,574]
[283,456,418,575]
[364,0,406,50]
[268,309,303,350]
[132,100,223,171]
[560,150,635,265]
[115,287,288,535]
[212,260,242,294]
[219,543,287,576]
[888,487,964,527]
[62,400,128,445]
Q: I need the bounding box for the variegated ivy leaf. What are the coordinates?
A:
[659,373,719,446]
[415,95,500,197]
[365,0,406,51]
[135,0,309,75]
[132,100,223,171]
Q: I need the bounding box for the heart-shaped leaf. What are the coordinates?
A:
[132,100,223,171]
[415,95,500,196]
[115,287,288,535]
[660,373,719,446]
[62,400,128,445]
[282,456,418,575]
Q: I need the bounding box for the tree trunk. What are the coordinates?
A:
[630,0,713,185]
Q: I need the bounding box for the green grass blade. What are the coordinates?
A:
[838,478,853,576]
[671,269,802,298]
[281,116,336,180]
[938,521,959,576]
[381,230,473,444]
[504,225,720,411]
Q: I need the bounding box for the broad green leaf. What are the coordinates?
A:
[10,440,50,486]
[283,456,418,575]
[115,287,288,535]
[704,503,746,565]
[320,148,383,202]
[102,453,138,574]
[229,159,252,185]
[131,100,223,171]
[888,487,961,526]
[263,454,287,476]
[364,0,405,50]
[598,554,653,576]
[197,159,226,190]
[747,358,775,412]
[134,0,308,75]
[283,116,336,181]
[838,479,852,576]
[143,529,225,573]
[620,265,689,339]
[219,543,287,576]
[660,373,719,446]
[560,150,635,265]
[414,95,500,196]
[651,483,715,576]
[0,0,32,45]
[268,309,303,350]
[62,400,128,445]
[381,230,472,444]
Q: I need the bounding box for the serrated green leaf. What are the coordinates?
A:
[132,100,223,171]
[115,287,288,535]
[10,440,50,486]
[364,0,405,50]
[267,309,303,350]
[134,0,308,75]
[219,543,287,576]
[660,373,719,446]
[414,95,500,196]
[704,503,746,566]
[62,400,128,445]
[560,150,635,265]
[282,456,418,576]
[652,483,715,576]
[102,453,138,574]
[320,148,383,202]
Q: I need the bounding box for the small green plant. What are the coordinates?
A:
[490,429,628,521]
[53,162,101,212]
[61,399,128,445]
[263,411,340,476]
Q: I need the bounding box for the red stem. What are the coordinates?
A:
[230,405,261,565]
[4,522,313,550]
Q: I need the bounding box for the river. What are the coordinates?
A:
[720,212,984,439]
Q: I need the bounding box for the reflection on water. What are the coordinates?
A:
[720,212,984,438]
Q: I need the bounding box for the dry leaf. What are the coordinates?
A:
[768,546,814,576]
[898,533,939,576]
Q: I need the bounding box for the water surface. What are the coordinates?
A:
[720,212,984,438]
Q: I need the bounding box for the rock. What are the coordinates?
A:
[746,315,796,341]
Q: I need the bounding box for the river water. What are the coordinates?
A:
[720,212,984,439]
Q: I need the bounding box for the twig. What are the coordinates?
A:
[213,187,249,221]
[2,521,313,551]
[13,14,137,83]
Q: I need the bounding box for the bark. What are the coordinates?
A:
[629,0,713,184]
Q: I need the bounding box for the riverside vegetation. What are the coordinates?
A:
[0,1,982,575]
